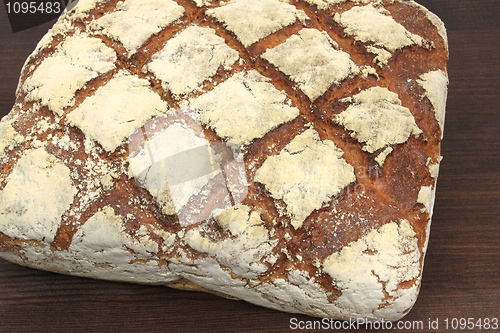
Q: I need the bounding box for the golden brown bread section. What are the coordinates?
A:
[0,0,447,320]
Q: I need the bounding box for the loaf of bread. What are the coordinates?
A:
[0,0,448,321]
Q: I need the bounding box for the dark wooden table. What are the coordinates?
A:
[1,1,499,332]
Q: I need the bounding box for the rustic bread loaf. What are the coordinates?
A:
[0,0,448,321]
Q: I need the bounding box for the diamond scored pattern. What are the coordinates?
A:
[84,0,362,223]
[191,70,300,145]
[261,28,359,101]
[147,26,240,98]
[65,0,397,226]
[3,0,441,321]
[91,0,185,56]
[254,128,356,229]
[67,71,168,152]
[206,0,310,47]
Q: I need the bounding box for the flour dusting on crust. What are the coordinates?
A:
[417,70,448,136]
[304,0,374,10]
[262,28,359,101]
[23,35,117,116]
[207,0,309,47]
[0,149,77,242]
[0,0,448,322]
[333,87,422,153]
[67,70,168,152]
[185,204,276,279]
[192,70,300,145]
[147,26,239,97]
[334,5,426,51]
[323,220,421,321]
[91,0,185,56]
[254,127,355,229]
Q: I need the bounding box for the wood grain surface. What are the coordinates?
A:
[1,1,499,332]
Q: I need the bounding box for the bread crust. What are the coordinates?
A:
[0,0,447,321]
